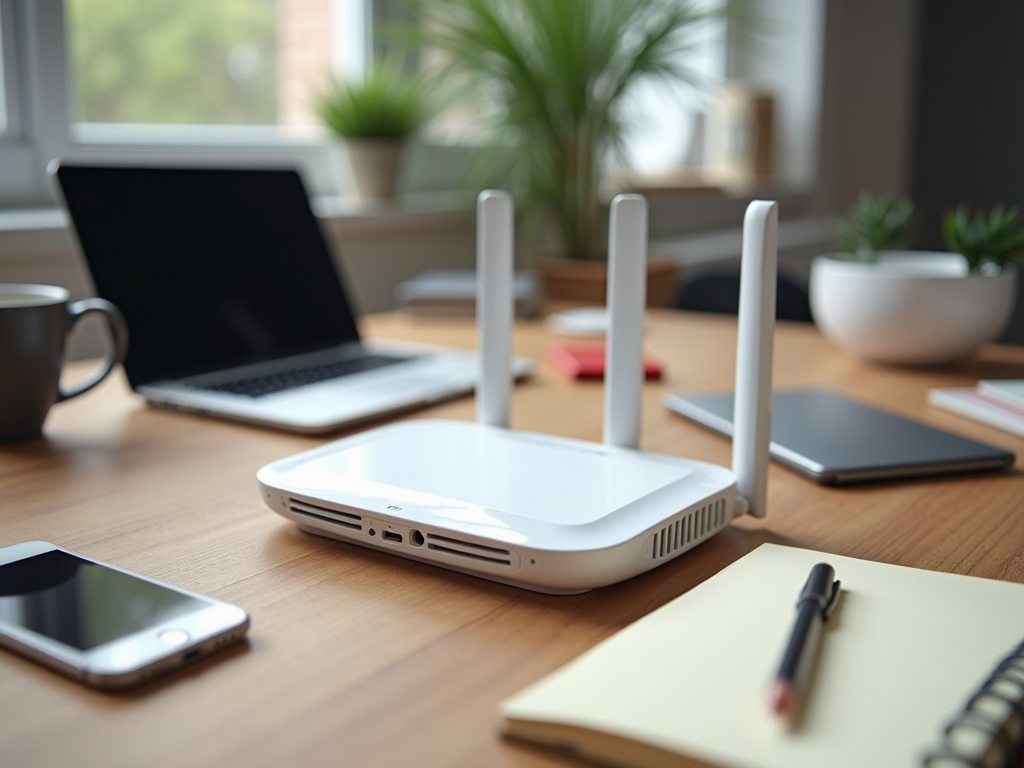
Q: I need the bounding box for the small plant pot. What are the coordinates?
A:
[810,251,1018,366]
[341,138,404,198]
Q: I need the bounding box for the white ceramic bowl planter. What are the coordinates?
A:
[810,251,1018,366]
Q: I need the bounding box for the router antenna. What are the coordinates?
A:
[476,190,514,428]
[732,200,778,518]
[604,194,648,449]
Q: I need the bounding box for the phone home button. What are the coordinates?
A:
[158,629,190,647]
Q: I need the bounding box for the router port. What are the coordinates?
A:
[382,530,403,544]
[410,530,425,547]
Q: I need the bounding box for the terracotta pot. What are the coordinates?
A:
[536,257,679,307]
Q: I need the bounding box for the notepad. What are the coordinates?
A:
[928,386,1024,439]
[979,379,1024,411]
[499,544,1024,768]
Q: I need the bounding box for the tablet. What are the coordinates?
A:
[663,388,1015,485]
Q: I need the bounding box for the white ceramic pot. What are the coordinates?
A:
[341,138,404,198]
[810,251,1018,366]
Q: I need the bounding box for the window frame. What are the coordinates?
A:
[0,1,41,203]
[2,0,381,207]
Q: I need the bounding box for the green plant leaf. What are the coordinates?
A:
[833,192,914,261]
[406,0,738,259]
[315,55,432,139]
[943,204,1024,271]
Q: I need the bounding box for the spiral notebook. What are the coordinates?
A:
[499,544,1024,768]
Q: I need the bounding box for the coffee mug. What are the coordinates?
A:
[0,284,128,442]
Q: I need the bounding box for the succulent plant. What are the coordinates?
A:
[834,192,915,262]
[942,204,1024,273]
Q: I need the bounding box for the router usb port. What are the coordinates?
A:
[382,530,403,544]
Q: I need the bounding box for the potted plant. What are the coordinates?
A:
[942,204,1024,274]
[831,192,915,261]
[410,0,733,304]
[316,56,432,198]
[810,193,1021,366]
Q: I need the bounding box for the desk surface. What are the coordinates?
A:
[3,310,1024,768]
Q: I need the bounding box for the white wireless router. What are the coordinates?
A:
[257,192,778,594]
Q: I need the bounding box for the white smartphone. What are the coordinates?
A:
[0,541,250,689]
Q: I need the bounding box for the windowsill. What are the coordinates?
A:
[310,191,472,232]
[0,207,68,232]
[0,179,822,260]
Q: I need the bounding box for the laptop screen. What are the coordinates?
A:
[55,165,361,385]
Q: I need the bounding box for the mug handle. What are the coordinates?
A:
[58,298,129,402]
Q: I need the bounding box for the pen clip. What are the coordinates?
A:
[822,579,841,620]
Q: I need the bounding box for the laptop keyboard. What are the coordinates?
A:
[199,354,408,398]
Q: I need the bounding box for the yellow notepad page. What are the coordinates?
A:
[500,543,1024,768]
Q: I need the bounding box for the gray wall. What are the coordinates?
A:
[909,1,1024,343]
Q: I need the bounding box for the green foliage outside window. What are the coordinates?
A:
[67,0,278,125]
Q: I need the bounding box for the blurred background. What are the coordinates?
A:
[0,0,1021,341]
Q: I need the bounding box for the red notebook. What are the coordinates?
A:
[546,343,663,381]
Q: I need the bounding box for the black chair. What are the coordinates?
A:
[675,271,813,322]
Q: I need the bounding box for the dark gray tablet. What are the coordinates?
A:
[663,388,1015,485]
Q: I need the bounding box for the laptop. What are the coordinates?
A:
[52,163,529,434]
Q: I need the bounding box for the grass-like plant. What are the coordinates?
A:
[409,0,736,260]
[316,57,430,139]
[942,204,1024,272]
[834,192,915,262]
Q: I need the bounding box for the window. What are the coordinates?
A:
[1,0,823,210]
[63,0,370,139]
[1,0,371,206]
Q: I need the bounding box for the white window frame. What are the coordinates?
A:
[0,0,41,203]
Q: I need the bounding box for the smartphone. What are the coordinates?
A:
[0,541,250,689]
[663,388,1015,485]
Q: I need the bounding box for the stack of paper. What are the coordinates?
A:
[928,379,1024,438]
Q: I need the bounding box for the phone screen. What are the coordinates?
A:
[0,550,207,651]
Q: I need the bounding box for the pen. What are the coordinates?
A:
[768,562,841,721]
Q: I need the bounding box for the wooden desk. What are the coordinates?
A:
[3,310,1024,768]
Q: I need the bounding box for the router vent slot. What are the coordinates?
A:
[289,498,362,531]
[427,534,509,555]
[651,499,727,560]
[426,534,512,566]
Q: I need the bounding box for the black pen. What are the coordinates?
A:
[768,562,841,720]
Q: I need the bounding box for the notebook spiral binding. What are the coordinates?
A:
[923,637,1024,768]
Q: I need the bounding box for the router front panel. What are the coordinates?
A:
[266,421,704,522]
[257,421,739,592]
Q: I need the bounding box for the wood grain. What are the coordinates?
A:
[2,309,1024,768]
